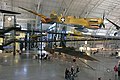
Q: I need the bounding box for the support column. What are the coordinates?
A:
[13,15,16,56]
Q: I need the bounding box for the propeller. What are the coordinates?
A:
[106,18,120,30]
[100,12,105,28]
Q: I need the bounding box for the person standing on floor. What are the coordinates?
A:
[118,63,120,79]
[65,68,70,80]
[19,38,23,55]
[114,64,118,80]
[24,34,27,50]
[71,66,74,75]
[76,65,79,73]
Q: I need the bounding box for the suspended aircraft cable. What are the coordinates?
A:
[57,0,65,16]
[68,0,82,17]
[63,0,74,16]
[35,0,43,29]
[79,0,93,17]
[85,0,104,17]
[105,1,119,18]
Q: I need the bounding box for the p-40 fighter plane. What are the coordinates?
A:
[18,7,105,29]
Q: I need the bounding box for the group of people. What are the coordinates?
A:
[65,66,79,80]
[35,53,50,60]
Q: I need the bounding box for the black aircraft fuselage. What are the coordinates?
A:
[44,47,98,61]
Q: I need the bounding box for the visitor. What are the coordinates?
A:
[19,38,23,55]
[76,65,79,73]
[118,63,120,79]
[65,68,70,80]
[71,66,74,75]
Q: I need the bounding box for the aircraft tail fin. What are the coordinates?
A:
[18,6,46,18]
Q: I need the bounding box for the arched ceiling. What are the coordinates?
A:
[37,0,120,19]
[34,0,120,29]
[1,0,120,24]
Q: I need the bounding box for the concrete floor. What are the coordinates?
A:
[0,52,119,80]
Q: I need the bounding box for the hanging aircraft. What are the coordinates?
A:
[44,46,98,61]
[106,18,120,36]
[18,7,105,30]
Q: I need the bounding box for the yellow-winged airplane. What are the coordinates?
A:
[18,7,105,29]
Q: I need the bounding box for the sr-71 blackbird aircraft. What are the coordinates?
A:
[44,46,98,70]
[44,46,98,61]
[18,7,105,29]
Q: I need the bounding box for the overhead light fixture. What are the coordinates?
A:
[7,17,12,21]
[12,16,14,19]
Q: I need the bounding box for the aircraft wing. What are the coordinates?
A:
[56,49,98,61]
[0,9,21,14]
[18,6,46,18]
[106,18,120,30]
[45,47,98,61]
